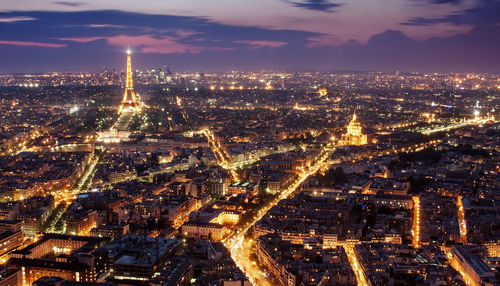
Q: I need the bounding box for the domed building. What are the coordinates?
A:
[339,112,367,146]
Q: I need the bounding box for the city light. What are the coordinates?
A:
[412,196,421,249]
[0,34,498,286]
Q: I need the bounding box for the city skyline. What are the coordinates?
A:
[0,1,499,286]
[1,0,500,73]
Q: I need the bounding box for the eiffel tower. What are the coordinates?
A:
[118,49,141,114]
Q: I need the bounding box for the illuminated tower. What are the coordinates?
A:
[118,49,141,114]
[339,112,367,146]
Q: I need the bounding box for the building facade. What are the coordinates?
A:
[339,113,368,146]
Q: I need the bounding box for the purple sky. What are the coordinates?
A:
[1,0,499,73]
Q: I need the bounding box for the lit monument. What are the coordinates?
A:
[118,49,141,114]
[339,112,368,146]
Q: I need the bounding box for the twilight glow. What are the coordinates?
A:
[0,0,499,72]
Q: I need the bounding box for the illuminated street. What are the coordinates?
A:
[112,111,135,131]
[223,147,333,286]
[224,137,449,285]
[200,128,240,181]
[412,196,421,249]
[344,245,369,286]
[53,154,101,204]
[457,196,467,244]
[73,157,100,193]
[421,117,495,135]
[178,96,239,181]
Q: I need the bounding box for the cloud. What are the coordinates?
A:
[430,0,461,3]
[57,36,103,43]
[234,40,288,49]
[329,26,500,72]
[306,34,341,47]
[0,10,316,51]
[0,40,66,48]
[107,35,204,54]
[416,0,462,4]
[88,24,127,29]
[285,0,341,12]
[52,1,85,7]
[0,9,498,72]
[404,0,500,26]
[58,35,204,54]
[61,37,286,54]
[0,16,36,22]
[174,30,200,38]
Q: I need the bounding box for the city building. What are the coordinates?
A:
[104,235,182,283]
[66,209,97,236]
[90,224,129,240]
[339,113,368,146]
[0,219,24,263]
[8,234,108,285]
[0,268,21,286]
[182,221,226,241]
[449,245,498,286]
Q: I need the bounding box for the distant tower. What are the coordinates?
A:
[118,49,141,114]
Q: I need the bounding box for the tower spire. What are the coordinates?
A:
[125,48,133,89]
[118,48,141,114]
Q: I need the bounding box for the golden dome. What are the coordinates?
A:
[339,112,367,146]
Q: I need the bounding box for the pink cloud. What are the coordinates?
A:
[59,34,204,54]
[0,16,36,23]
[234,40,287,49]
[175,30,199,38]
[306,35,342,48]
[107,35,203,54]
[208,47,237,52]
[0,40,66,48]
[88,24,126,29]
[57,36,103,43]
[154,29,200,38]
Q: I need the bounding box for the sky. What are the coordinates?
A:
[0,0,499,73]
